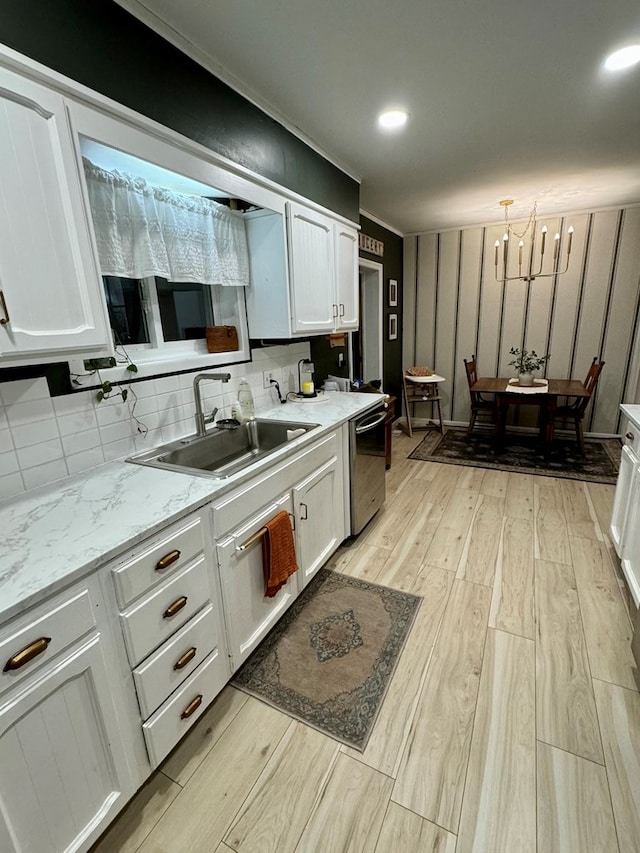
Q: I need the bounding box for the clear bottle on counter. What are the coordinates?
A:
[238,378,255,421]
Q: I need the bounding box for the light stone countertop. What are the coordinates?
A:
[620,404,640,429]
[0,392,382,624]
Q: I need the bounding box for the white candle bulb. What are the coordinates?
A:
[540,225,547,255]
[503,232,509,242]
[567,225,574,255]
[494,240,499,265]
[553,232,560,260]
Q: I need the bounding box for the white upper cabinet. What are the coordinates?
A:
[334,223,359,330]
[0,68,110,364]
[287,201,336,334]
[246,200,359,338]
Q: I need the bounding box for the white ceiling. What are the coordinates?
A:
[118,0,640,234]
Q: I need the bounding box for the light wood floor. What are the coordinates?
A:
[92,431,640,853]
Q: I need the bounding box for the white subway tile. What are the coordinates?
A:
[0,429,13,454]
[0,408,8,431]
[0,377,50,406]
[22,459,69,490]
[52,391,95,416]
[129,395,158,417]
[61,428,102,456]
[131,379,157,399]
[133,427,164,452]
[102,436,136,462]
[6,398,55,428]
[99,420,137,445]
[65,448,105,475]
[0,450,19,477]
[56,408,99,437]
[16,439,64,470]
[11,419,60,449]
[0,472,25,501]
[154,375,182,395]
[95,398,130,427]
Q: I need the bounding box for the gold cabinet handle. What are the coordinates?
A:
[332,303,339,319]
[180,694,203,719]
[173,647,197,671]
[0,290,10,326]
[4,637,51,672]
[163,596,188,619]
[339,303,345,317]
[299,502,308,521]
[626,432,634,441]
[155,549,181,571]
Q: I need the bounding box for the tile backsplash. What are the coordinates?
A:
[0,342,310,501]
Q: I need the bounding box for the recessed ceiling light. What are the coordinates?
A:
[604,44,640,71]
[378,109,409,130]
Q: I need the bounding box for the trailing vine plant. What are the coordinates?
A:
[71,334,148,435]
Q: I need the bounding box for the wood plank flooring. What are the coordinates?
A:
[91,431,639,853]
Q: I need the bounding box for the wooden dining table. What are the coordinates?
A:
[470,377,592,451]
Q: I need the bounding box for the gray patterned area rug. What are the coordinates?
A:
[232,569,421,751]
[409,427,621,484]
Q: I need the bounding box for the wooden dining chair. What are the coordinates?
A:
[551,357,605,454]
[463,355,497,436]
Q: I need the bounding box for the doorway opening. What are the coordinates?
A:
[352,259,383,386]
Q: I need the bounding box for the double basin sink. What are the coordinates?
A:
[128,418,320,479]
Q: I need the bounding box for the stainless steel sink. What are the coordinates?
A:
[127,418,320,478]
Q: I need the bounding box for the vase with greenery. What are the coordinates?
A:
[508,347,550,386]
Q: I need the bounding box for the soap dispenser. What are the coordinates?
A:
[237,378,255,421]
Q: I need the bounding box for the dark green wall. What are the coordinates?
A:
[359,216,404,402]
[0,0,359,220]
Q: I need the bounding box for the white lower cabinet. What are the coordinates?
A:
[0,600,135,853]
[611,416,640,606]
[217,494,299,669]
[215,428,346,670]
[294,455,343,588]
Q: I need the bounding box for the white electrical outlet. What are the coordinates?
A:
[263,369,281,389]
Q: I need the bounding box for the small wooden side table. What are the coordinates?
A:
[383,395,396,470]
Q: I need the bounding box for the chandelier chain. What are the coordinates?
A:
[504,200,538,240]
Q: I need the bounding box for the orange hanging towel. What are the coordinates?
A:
[262,510,299,598]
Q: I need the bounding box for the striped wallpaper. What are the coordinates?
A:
[403,204,640,435]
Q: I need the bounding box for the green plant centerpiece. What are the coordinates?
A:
[508,347,550,386]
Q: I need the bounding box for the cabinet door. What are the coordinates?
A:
[610,444,636,555]
[620,462,640,607]
[334,224,359,330]
[294,456,344,587]
[0,68,109,362]
[287,202,335,334]
[217,494,299,670]
[0,635,134,853]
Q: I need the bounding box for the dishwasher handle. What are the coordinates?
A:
[355,411,386,434]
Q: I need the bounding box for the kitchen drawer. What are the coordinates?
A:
[142,647,228,769]
[622,419,640,456]
[0,588,96,696]
[133,604,223,719]
[120,556,210,667]
[212,431,338,538]
[112,514,204,608]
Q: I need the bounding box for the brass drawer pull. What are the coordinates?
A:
[4,637,52,672]
[156,549,181,571]
[174,647,197,670]
[626,432,635,441]
[0,290,10,326]
[180,694,203,720]
[163,596,188,619]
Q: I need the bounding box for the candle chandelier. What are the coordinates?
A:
[494,199,573,283]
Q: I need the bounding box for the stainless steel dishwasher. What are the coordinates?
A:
[349,403,387,534]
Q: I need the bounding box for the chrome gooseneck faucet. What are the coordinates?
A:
[193,372,231,436]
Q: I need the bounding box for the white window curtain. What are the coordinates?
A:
[83,158,250,287]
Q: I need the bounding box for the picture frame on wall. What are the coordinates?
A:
[388,313,398,341]
[388,279,398,307]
